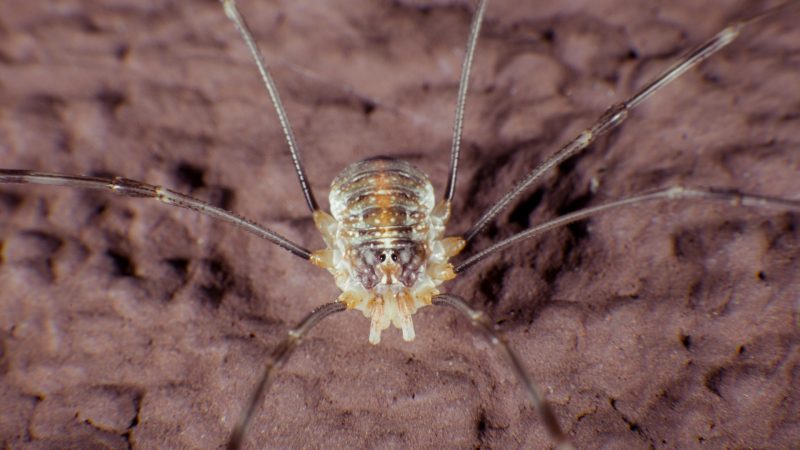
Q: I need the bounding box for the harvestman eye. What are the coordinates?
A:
[1,0,799,448]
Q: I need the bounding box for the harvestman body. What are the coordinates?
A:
[2,0,800,448]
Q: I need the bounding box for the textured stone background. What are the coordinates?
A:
[1,0,799,448]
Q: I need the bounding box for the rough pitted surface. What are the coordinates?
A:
[1,1,799,449]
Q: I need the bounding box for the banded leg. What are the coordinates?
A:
[433,294,574,450]
[220,0,318,212]
[226,301,346,450]
[456,186,800,273]
[461,0,800,243]
[0,169,312,260]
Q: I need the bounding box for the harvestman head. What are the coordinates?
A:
[1,0,799,448]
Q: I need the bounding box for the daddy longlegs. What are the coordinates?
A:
[0,3,798,446]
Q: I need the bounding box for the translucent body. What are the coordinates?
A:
[330,157,434,250]
[312,157,464,343]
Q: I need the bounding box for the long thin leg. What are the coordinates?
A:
[226,301,346,450]
[432,294,574,450]
[0,169,312,260]
[461,0,800,243]
[220,0,318,212]
[456,185,800,273]
[444,0,488,203]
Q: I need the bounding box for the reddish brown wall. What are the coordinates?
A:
[1,0,798,448]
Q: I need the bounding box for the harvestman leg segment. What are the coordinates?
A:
[0,170,312,260]
[432,294,569,445]
[1,0,799,449]
[459,0,800,242]
[456,186,800,273]
[225,301,347,450]
[443,0,488,203]
[221,0,319,212]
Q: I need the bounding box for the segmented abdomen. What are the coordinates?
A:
[329,157,434,247]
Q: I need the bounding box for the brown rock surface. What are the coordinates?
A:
[1,0,798,448]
